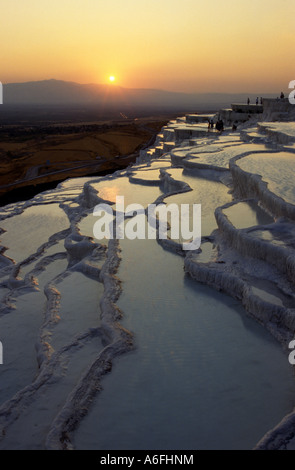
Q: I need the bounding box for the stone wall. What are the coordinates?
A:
[262,98,295,120]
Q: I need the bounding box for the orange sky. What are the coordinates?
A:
[1,0,294,93]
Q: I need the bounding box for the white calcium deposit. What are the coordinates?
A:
[0,115,295,449]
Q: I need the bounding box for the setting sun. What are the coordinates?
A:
[0,1,294,93]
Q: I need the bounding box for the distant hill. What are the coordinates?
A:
[2,79,277,111]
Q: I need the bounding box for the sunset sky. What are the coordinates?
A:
[1,0,294,93]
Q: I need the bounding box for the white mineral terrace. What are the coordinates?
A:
[1,114,295,450]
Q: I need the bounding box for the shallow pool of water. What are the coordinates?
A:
[91,176,163,207]
[163,175,231,237]
[223,201,274,229]
[0,204,69,262]
[74,236,295,450]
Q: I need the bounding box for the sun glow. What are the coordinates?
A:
[0,1,293,93]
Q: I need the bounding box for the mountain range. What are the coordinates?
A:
[1,79,278,111]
